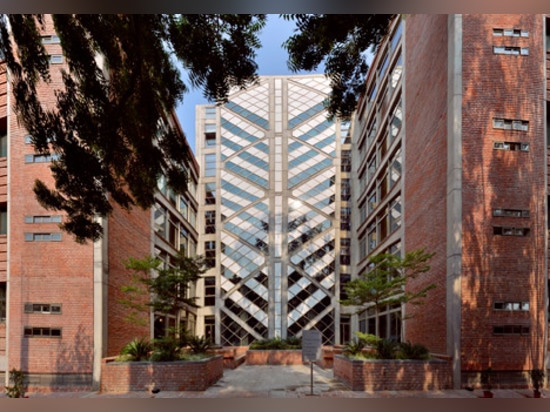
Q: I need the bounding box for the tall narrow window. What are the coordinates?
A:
[0,282,6,321]
[205,154,216,177]
[0,203,6,235]
[0,132,6,158]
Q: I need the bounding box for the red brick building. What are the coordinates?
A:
[352,14,549,388]
[0,16,199,390]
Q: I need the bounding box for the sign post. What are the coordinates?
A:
[302,330,322,396]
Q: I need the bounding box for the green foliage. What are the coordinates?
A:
[249,336,302,350]
[376,339,399,360]
[150,336,181,362]
[354,331,382,348]
[397,341,430,360]
[120,252,206,327]
[188,335,212,354]
[343,338,366,356]
[4,368,28,398]
[341,249,436,337]
[530,368,545,390]
[283,14,394,119]
[119,337,152,361]
[0,14,266,242]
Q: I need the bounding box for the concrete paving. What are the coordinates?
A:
[4,363,549,398]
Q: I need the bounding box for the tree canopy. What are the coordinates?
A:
[0,14,394,242]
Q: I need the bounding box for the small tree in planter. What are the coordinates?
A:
[340,248,436,337]
[4,368,28,398]
[530,368,545,398]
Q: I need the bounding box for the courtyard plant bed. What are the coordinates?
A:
[333,336,452,391]
[100,336,223,392]
[246,337,306,365]
[100,355,223,392]
[333,354,452,391]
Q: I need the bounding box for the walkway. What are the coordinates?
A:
[5,364,549,398]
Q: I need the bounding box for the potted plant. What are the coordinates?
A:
[530,368,545,398]
[480,367,494,398]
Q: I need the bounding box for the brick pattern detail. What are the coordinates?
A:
[333,355,453,391]
[459,14,546,372]
[403,14,449,355]
[100,356,223,392]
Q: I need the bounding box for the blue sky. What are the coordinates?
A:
[174,15,325,154]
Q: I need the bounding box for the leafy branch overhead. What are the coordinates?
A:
[0,14,393,242]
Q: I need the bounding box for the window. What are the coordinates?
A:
[48,54,64,64]
[0,203,6,235]
[493,46,529,55]
[205,106,216,119]
[189,208,196,228]
[24,327,62,337]
[341,150,351,172]
[179,197,189,220]
[205,210,216,234]
[493,141,529,151]
[493,226,530,236]
[25,154,59,163]
[0,132,6,158]
[154,205,167,237]
[493,208,529,217]
[204,241,216,268]
[25,215,62,224]
[0,282,5,322]
[493,118,529,131]
[204,277,215,306]
[205,124,216,147]
[180,227,189,256]
[25,135,33,144]
[492,325,529,335]
[24,303,62,314]
[41,34,61,44]
[493,28,528,37]
[205,154,216,177]
[24,232,62,241]
[205,183,216,205]
[493,301,529,311]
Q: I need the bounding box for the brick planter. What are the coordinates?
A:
[246,350,305,365]
[100,355,223,392]
[333,354,452,391]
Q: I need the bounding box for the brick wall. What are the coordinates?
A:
[245,350,306,365]
[403,14,449,354]
[333,355,452,391]
[460,14,546,372]
[7,16,95,375]
[100,355,223,392]
[106,203,152,357]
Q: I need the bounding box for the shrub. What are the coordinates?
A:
[119,337,152,361]
[150,336,180,361]
[249,336,302,350]
[376,338,399,359]
[397,341,430,360]
[5,368,27,398]
[188,335,212,354]
[343,339,366,356]
[355,331,382,348]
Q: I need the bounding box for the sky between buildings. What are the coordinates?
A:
[174,14,325,154]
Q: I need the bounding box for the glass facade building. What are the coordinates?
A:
[196,75,347,345]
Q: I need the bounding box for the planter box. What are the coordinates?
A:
[333,354,453,391]
[246,350,305,365]
[100,355,223,392]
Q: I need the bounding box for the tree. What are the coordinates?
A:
[0,14,393,242]
[0,14,266,242]
[120,252,207,331]
[340,248,436,338]
[283,14,394,119]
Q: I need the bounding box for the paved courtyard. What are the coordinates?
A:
[5,363,548,398]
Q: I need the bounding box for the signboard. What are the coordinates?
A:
[302,329,322,362]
